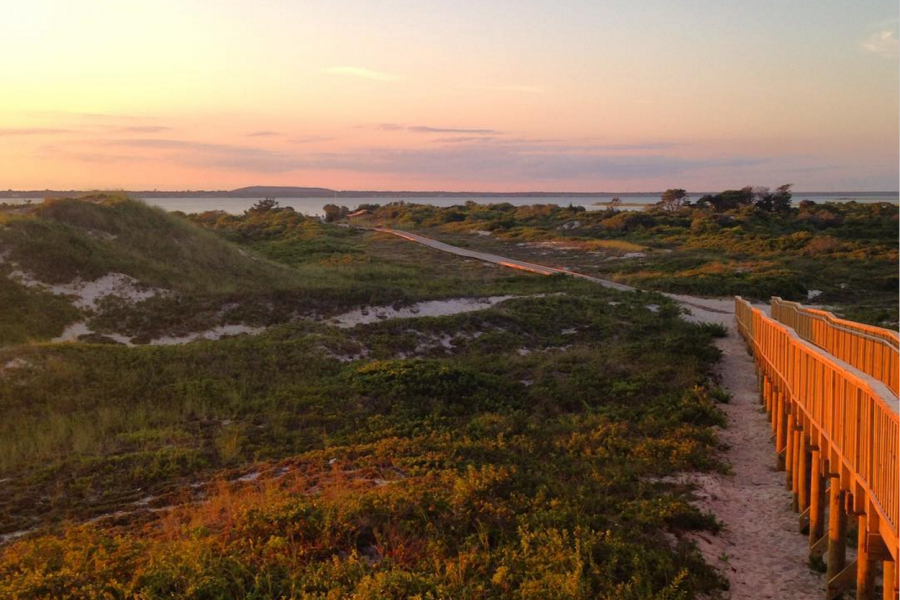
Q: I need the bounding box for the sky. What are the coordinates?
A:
[1,0,898,192]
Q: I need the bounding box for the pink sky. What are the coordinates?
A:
[2,1,898,191]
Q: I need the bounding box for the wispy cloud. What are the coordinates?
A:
[0,127,72,136]
[70,134,737,180]
[247,130,279,137]
[862,30,899,58]
[468,84,544,95]
[487,84,544,94]
[102,138,297,172]
[368,123,501,135]
[289,142,766,181]
[580,142,682,152]
[369,123,405,131]
[289,135,335,144]
[118,125,171,133]
[325,66,401,81]
[432,136,498,144]
[428,137,678,151]
[408,125,498,134]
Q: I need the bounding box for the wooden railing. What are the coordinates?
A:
[771,297,899,397]
[736,297,899,600]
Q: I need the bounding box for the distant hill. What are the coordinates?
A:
[229,186,337,197]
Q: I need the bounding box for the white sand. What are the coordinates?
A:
[150,324,266,345]
[9,269,167,310]
[52,322,265,345]
[330,295,518,328]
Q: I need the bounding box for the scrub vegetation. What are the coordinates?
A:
[0,194,735,599]
[367,188,899,326]
[0,196,547,345]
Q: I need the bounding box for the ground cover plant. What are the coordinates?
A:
[366,189,899,326]
[0,195,734,599]
[0,288,729,599]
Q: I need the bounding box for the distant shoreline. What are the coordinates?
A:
[1,187,898,200]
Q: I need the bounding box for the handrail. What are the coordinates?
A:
[771,297,899,396]
[736,297,898,569]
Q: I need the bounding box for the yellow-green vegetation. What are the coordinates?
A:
[0,194,736,598]
[369,192,899,326]
[0,289,729,599]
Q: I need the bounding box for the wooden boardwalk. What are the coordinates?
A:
[736,297,899,600]
[771,297,899,397]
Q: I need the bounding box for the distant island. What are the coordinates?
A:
[1,186,897,199]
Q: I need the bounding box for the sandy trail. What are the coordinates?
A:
[680,301,824,600]
[375,227,822,599]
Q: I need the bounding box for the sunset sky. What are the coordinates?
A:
[2,0,898,192]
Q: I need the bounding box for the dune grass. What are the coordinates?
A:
[0,273,80,345]
[0,284,729,599]
[0,194,300,293]
[0,196,544,344]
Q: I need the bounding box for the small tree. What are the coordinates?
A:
[658,189,688,211]
[249,197,279,212]
[771,184,793,214]
[323,204,349,222]
[707,187,754,212]
[753,184,792,213]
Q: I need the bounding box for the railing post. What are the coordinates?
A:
[855,512,876,600]
[776,392,787,471]
[827,483,848,596]
[809,452,827,556]
[883,560,896,600]
[791,425,801,510]
[786,410,795,491]
[759,370,765,405]
[798,432,809,513]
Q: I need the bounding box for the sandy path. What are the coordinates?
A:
[375,227,635,291]
[681,301,824,600]
[375,227,823,599]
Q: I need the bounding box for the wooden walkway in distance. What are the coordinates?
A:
[771,297,899,397]
[736,297,899,600]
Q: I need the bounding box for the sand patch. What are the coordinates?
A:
[150,324,266,346]
[8,269,167,310]
[52,323,266,346]
[330,296,518,328]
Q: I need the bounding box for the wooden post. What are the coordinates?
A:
[798,433,809,512]
[809,453,827,555]
[758,371,765,405]
[775,393,787,471]
[791,427,802,510]
[883,560,896,600]
[827,484,848,593]
[856,513,875,600]
[785,412,795,490]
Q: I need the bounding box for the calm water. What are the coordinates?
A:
[6,193,897,217]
